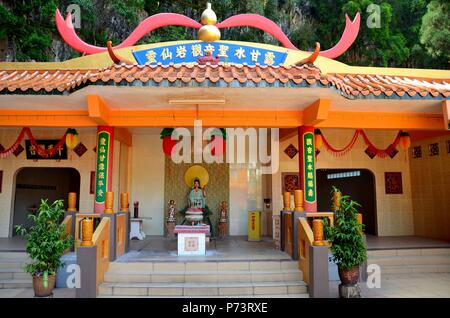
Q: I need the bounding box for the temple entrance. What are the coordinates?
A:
[316,168,377,235]
[11,167,80,236]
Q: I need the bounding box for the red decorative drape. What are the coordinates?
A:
[0,127,67,158]
[320,129,403,158]
[321,129,361,156]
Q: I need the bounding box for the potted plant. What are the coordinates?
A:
[16,199,73,297]
[324,187,367,286]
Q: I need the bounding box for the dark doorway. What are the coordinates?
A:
[317,169,377,235]
[12,167,80,235]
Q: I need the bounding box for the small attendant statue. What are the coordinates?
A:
[167,200,176,223]
[166,199,176,238]
[219,201,228,223]
[218,201,228,239]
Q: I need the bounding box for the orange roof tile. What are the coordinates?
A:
[0,63,449,99]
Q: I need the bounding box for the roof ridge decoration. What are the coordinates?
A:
[1,64,449,99]
[55,3,360,59]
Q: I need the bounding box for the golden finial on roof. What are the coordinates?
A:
[201,2,217,25]
[198,3,220,42]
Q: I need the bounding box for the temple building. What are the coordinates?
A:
[0,4,449,298]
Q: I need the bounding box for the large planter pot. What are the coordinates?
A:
[33,274,56,297]
[338,266,360,285]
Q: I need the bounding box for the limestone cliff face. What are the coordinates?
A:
[0,0,150,62]
[0,1,302,63]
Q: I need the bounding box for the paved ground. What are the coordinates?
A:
[0,288,75,298]
[1,273,449,298]
[329,273,450,298]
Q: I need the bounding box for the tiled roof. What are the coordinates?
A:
[0,63,449,99]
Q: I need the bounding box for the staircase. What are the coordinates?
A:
[367,248,450,274]
[0,252,32,289]
[98,260,308,297]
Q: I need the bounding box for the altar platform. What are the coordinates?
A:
[119,236,291,262]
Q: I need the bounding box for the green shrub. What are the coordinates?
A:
[15,199,73,281]
[324,187,367,270]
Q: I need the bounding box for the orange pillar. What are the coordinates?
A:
[94,126,114,213]
[298,126,317,212]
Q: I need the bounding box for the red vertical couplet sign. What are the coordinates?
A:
[94,126,114,213]
[298,126,317,212]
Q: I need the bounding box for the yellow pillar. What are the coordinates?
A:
[80,218,94,246]
[283,192,291,210]
[312,219,325,246]
[104,191,114,214]
[356,213,363,234]
[294,189,304,211]
[332,191,341,211]
[120,192,129,212]
[67,192,77,212]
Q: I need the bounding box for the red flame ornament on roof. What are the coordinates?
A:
[55,3,360,60]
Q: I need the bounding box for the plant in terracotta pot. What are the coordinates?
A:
[15,199,73,297]
[324,187,366,286]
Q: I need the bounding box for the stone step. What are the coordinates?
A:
[368,264,450,274]
[0,252,29,260]
[0,270,30,280]
[367,248,450,274]
[109,260,299,272]
[103,269,303,283]
[367,255,450,266]
[99,281,307,297]
[99,293,310,298]
[367,248,450,257]
[0,279,33,289]
[0,262,27,270]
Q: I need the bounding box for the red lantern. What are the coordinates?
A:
[162,136,177,156]
[211,135,226,156]
[314,129,323,149]
[400,132,411,150]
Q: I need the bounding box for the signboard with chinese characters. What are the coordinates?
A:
[25,140,67,160]
[132,41,288,66]
[94,131,110,205]
[303,132,316,203]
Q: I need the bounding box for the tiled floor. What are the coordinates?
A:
[329,273,450,298]
[123,235,291,262]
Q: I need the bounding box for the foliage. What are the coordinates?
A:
[160,128,175,139]
[420,0,450,60]
[15,199,73,278]
[324,187,367,270]
[0,0,57,61]
[0,0,448,68]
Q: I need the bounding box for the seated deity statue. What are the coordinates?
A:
[185,178,206,224]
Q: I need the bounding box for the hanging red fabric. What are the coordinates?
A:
[319,129,403,159]
[359,130,402,158]
[0,127,68,159]
[321,129,361,156]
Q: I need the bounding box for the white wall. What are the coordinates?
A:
[130,132,165,235]
[229,163,263,235]
[272,128,414,236]
[0,128,98,237]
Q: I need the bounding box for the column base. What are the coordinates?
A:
[339,283,362,298]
